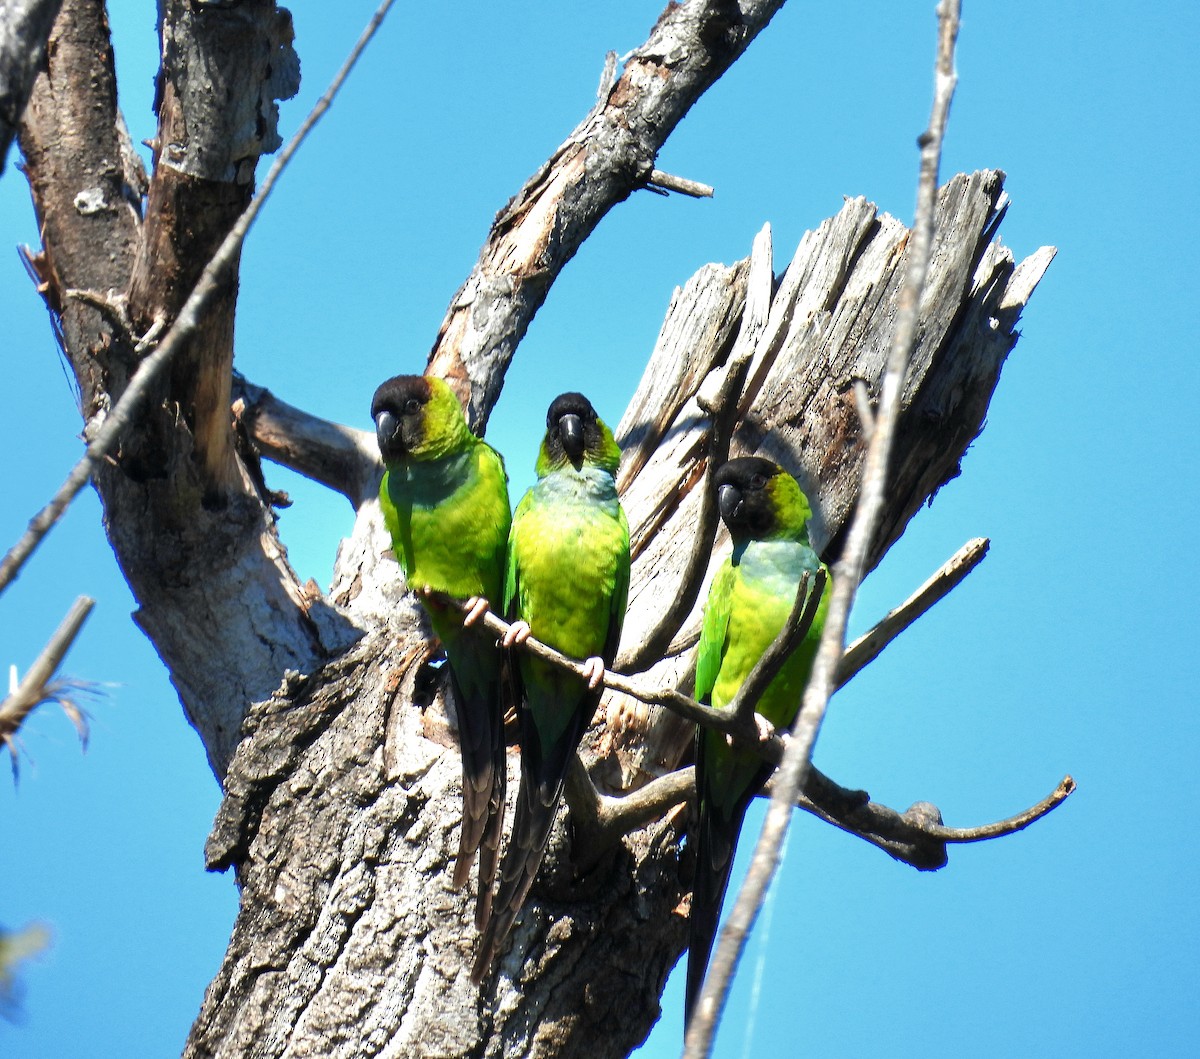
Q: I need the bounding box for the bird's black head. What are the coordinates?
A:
[370,374,435,463]
[545,391,599,469]
[714,456,793,541]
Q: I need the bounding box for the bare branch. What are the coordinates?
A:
[0,596,94,776]
[0,0,396,597]
[686,5,965,1052]
[837,536,989,688]
[568,746,1072,875]
[932,775,1076,843]
[232,375,381,508]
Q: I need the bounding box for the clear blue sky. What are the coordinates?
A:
[3,3,1197,1056]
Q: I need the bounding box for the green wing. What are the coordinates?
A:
[695,559,735,705]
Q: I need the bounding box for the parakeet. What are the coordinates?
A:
[371,374,511,924]
[471,392,630,982]
[686,456,831,1022]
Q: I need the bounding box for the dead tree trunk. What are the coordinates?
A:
[13,1,1052,1057]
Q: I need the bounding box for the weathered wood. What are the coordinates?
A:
[19,0,347,776]
[127,0,299,494]
[604,172,1054,785]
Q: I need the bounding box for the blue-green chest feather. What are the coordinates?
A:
[712,538,827,723]
[510,466,627,663]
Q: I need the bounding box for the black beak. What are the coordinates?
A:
[717,482,743,523]
[559,413,585,464]
[375,410,400,455]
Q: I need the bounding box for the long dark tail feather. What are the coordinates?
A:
[443,653,503,893]
[685,730,769,1025]
[685,794,745,1024]
[474,732,507,931]
[471,763,561,982]
[471,684,600,983]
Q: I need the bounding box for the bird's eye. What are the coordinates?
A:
[404,398,421,415]
[750,473,767,489]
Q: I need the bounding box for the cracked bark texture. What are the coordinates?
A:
[12,0,1053,1056]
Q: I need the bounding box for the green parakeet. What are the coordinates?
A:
[471,392,630,982]
[371,374,511,924]
[686,456,831,1021]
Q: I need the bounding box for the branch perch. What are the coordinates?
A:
[428,587,1071,874]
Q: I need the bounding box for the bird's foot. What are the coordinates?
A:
[582,656,606,690]
[754,713,776,743]
[463,596,491,627]
[503,620,532,648]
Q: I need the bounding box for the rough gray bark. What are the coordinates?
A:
[11,1,1054,1056]
[18,0,346,776]
[0,0,63,172]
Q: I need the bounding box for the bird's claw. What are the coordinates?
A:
[582,656,606,690]
[463,596,490,627]
[503,620,532,648]
[754,714,776,743]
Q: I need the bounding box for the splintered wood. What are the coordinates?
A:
[596,170,1053,787]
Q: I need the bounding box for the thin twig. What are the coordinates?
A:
[0,0,397,597]
[432,592,743,736]
[931,775,1076,842]
[1,596,94,775]
[837,536,988,688]
[684,4,963,1053]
